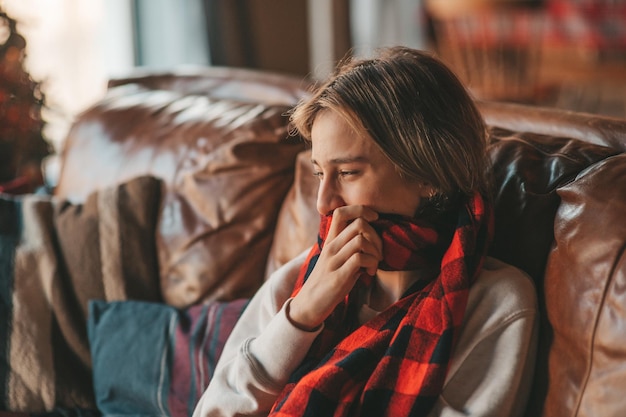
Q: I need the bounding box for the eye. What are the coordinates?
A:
[312,171,323,180]
[339,170,358,177]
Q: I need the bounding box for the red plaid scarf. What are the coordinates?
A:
[269,192,492,417]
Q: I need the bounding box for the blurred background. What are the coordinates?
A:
[0,0,625,191]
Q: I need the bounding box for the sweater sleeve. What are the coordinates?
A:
[193,249,321,417]
[427,257,539,417]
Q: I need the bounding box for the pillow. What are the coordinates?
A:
[486,130,621,416]
[487,127,619,284]
[541,154,626,416]
[87,298,249,417]
[54,174,163,308]
[155,99,304,307]
[0,175,163,412]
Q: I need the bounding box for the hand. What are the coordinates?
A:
[288,205,383,331]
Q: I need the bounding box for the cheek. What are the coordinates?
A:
[377,182,424,215]
[341,187,370,206]
[349,182,390,208]
[325,181,371,208]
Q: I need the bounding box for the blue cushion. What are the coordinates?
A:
[88,298,248,417]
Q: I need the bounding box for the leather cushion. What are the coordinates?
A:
[542,153,626,417]
[488,126,619,285]
[157,108,304,306]
[57,85,305,307]
[485,129,620,417]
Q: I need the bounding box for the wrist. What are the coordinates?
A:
[285,298,323,333]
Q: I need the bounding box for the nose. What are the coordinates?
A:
[316,177,345,215]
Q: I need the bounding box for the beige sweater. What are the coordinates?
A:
[194,251,538,417]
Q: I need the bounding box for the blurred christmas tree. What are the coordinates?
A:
[0,8,51,192]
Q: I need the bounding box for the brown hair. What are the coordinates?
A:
[290,46,489,203]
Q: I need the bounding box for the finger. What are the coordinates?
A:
[335,229,382,263]
[338,218,383,260]
[323,218,383,264]
[327,205,379,240]
[342,251,381,277]
[315,225,380,280]
[315,231,381,283]
[355,223,383,261]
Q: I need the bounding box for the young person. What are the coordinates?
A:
[193,46,538,417]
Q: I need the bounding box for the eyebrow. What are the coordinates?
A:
[310,156,369,165]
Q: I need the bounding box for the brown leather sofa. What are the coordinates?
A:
[46,67,626,416]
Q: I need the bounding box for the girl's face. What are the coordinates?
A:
[311,110,431,217]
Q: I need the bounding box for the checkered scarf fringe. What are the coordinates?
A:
[269,192,492,417]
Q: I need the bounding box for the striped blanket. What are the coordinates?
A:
[0,176,162,413]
